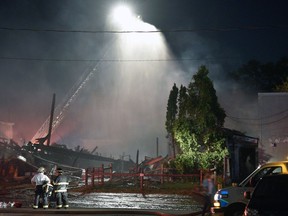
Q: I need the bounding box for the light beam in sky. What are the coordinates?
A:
[111,4,136,28]
[90,4,188,160]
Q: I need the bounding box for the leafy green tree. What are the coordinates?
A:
[165,83,178,158]
[169,66,228,172]
[228,57,288,93]
[274,78,288,92]
[178,85,188,120]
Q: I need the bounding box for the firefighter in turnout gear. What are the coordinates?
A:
[53,167,70,209]
[31,167,51,209]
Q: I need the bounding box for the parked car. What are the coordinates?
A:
[211,161,288,216]
[243,174,288,216]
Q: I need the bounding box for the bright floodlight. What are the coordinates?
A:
[111,5,135,27]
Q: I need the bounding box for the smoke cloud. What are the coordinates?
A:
[1,0,287,161]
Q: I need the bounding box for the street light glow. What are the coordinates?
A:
[111,5,135,27]
[109,3,171,63]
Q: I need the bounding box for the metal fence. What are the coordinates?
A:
[84,164,202,189]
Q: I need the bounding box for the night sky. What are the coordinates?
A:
[0,0,288,160]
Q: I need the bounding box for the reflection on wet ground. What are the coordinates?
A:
[69,192,202,212]
[1,185,203,213]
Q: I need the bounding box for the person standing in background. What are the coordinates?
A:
[202,172,216,216]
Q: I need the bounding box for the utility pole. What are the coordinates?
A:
[156,137,159,157]
[47,93,56,146]
[136,149,139,173]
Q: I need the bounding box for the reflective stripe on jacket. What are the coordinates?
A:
[53,174,69,193]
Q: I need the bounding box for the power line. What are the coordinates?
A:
[0,56,241,62]
[226,115,260,126]
[226,107,288,121]
[0,25,287,34]
[226,112,288,126]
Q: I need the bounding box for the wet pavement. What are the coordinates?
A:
[69,192,202,212]
[0,208,203,216]
[0,185,204,215]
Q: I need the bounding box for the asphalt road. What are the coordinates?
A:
[0,207,203,216]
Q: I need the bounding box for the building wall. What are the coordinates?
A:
[258,93,288,162]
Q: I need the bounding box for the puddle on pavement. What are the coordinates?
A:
[69,192,202,212]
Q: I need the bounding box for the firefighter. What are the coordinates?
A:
[52,167,70,209]
[31,167,51,209]
[42,180,54,199]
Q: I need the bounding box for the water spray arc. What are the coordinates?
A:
[31,65,98,143]
[30,4,138,144]
[30,43,115,144]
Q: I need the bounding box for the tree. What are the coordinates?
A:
[275,78,288,92]
[228,57,288,93]
[274,59,288,92]
[178,85,188,120]
[167,66,228,172]
[165,83,178,158]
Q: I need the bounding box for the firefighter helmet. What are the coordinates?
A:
[37,167,45,173]
[56,167,63,173]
